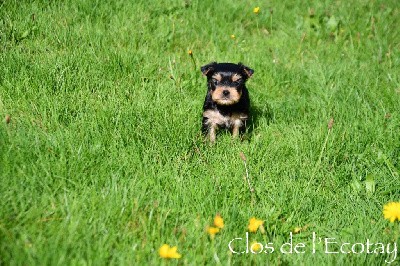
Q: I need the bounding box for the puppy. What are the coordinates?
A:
[201,62,254,142]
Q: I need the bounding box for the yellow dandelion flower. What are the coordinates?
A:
[253,7,260,14]
[188,50,193,56]
[250,241,262,252]
[214,214,224,229]
[230,34,235,39]
[293,227,302,234]
[293,224,309,234]
[207,226,220,239]
[158,244,182,259]
[159,244,169,258]
[248,217,263,233]
[383,201,400,223]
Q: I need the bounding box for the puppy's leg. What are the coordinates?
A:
[232,120,241,138]
[202,117,218,143]
[231,113,247,139]
[209,123,218,143]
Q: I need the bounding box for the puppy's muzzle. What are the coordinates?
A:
[211,86,241,105]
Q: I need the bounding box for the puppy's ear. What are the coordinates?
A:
[239,63,254,78]
[201,62,217,76]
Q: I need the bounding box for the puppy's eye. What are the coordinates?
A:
[234,79,242,84]
[234,81,241,85]
[211,79,219,85]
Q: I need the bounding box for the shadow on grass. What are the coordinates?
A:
[244,102,274,141]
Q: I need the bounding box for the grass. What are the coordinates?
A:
[1,0,399,264]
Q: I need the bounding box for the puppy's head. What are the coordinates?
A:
[201,62,254,105]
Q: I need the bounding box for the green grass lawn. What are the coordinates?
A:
[1,0,399,264]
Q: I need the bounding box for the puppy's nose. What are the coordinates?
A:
[222,90,230,96]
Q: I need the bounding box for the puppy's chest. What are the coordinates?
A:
[203,109,248,127]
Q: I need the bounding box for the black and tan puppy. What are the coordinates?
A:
[201,62,254,142]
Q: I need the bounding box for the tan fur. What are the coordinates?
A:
[203,110,229,127]
[209,123,218,143]
[212,73,222,81]
[231,113,247,138]
[211,86,241,105]
[203,110,248,141]
[232,124,240,138]
[243,68,253,78]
